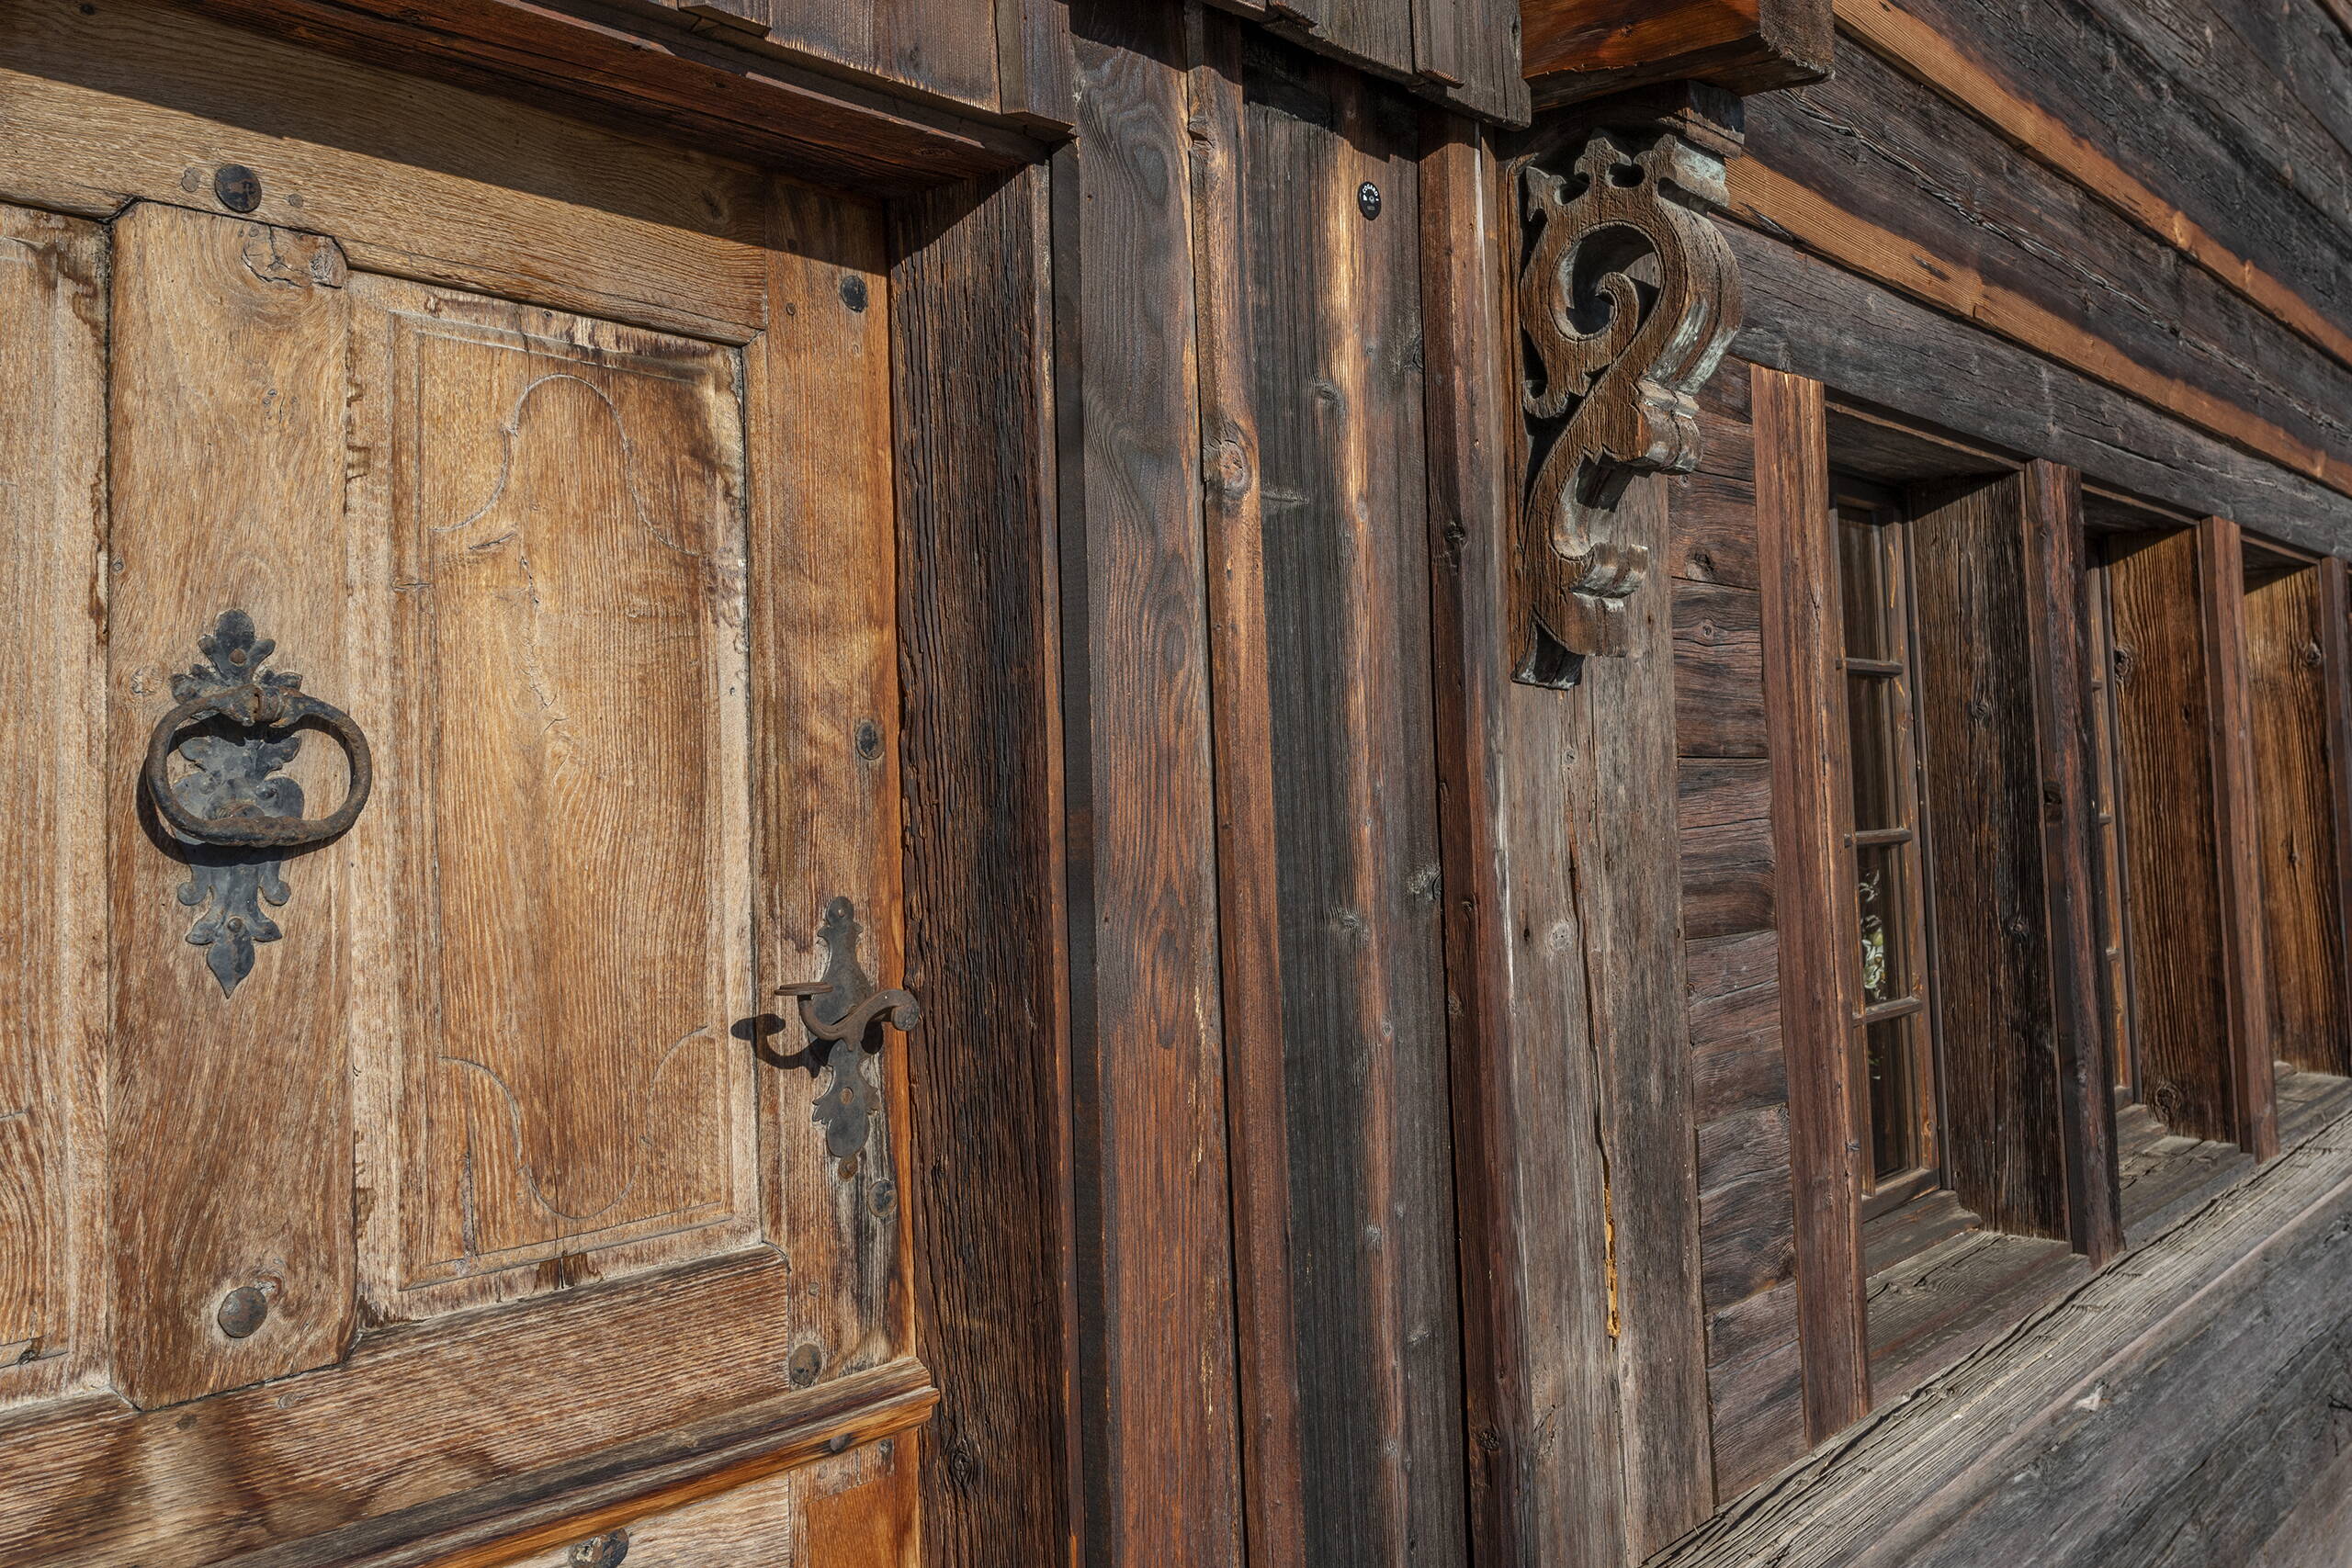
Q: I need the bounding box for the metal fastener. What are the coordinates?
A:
[1358,181,1383,220]
[214,165,263,214]
[787,1342,824,1388]
[839,275,869,312]
[854,717,883,761]
[568,1530,630,1568]
[216,1285,269,1338]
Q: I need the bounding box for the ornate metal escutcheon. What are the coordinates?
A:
[775,897,921,1173]
[143,611,374,997]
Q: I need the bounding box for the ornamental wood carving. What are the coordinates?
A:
[1514,127,1741,685]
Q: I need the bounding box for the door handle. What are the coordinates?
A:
[143,610,373,996]
[776,897,919,1174]
[142,611,374,849]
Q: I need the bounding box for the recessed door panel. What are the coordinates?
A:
[346,283,759,1316]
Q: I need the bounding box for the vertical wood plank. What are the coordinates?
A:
[1062,5,1246,1563]
[1236,35,1468,1567]
[1422,107,1629,1568]
[0,204,107,1411]
[753,185,911,1373]
[2106,527,2237,1145]
[2245,562,2349,1078]
[1753,366,1871,1439]
[1184,17,1308,1568]
[2020,462,2122,1263]
[107,201,354,1406]
[891,164,1080,1568]
[2319,558,2352,1075]
[1907,473,2070,1242]
[2199,516,2278,1159]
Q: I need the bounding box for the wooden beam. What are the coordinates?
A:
[1724,160,2352,503]
[1520,0,1832,107]
[1421,108,1630,1568]
[2199,517,2278,1160]
[2020,461,2122,1265]
[2320,558,2352,1077]
[1830,0,2352,382]
[1751,366,1871,1440]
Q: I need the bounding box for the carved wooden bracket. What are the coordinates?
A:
[1512,122,1741,686]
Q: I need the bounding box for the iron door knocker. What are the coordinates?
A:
[143,610,374,996]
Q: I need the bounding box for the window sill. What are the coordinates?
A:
[1660,1077,2352,1567]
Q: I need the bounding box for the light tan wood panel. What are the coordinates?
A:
[344,276,761,1323]
[0,0,774,340]
[107,200,356,1406]
[0,202,108,1412]
[751,183,910,1380]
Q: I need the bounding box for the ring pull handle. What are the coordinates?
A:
[142,611,374,997]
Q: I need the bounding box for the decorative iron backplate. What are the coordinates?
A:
[144,611,373,997]
[776,897,921,1171]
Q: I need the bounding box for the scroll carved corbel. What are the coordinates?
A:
[1513,127,1742,686]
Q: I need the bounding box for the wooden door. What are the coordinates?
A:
[0,2,930,1562]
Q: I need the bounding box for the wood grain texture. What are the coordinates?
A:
[754,0,1001,110]
[1521,0,1833,105]
[2245,562,2351,1077]
[1183,20,1307,1564]
[1675,583,1769,759]
[2199,517,2277,1159]
[1679,760,1776,942]
[2019,462,2121,1264]
[163,0,1039,193]
[0,204,107,1414]
[752,182,914,1380]
[1662,1093,2352,1568]
[2321,558,2352,1077]
[889,166,1077,1568]
[1060,6,1246,1563]
[0,0,780,341]
[1703,1280,1807,1498]
[1906,473,2069,1240]
[2106,527,2236,1145]
[1724,228,2352,554]
[1420,108,1627,1568]
[107,200,356,1408]
[1753,366,1870,1440]
[1237,35,1467,1567]
[342,275,759,1329]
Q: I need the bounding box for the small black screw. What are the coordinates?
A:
[839,274,869,312]
[1357,181,1383,220]
[214,165,263,214]
[854,717,883,761]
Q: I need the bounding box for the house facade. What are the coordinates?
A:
[3,0,2349,1562]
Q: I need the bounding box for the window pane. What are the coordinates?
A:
[1838,513,1890,661]
[1847,674,1903,832]
[1865,1017,1921,1181]
[1856,842,1914,1009]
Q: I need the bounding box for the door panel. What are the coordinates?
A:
[0,202,107,1413]
[347,279,761,1319]
[0,3,929,1558]
[108,199,359,1406]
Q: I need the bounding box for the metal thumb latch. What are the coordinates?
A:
[143,610,374,998]
[777,897,920,1171]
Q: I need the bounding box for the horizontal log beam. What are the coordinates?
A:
[1520,0,1831,107]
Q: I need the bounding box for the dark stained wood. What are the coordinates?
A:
[1703,1280,1807,1498]
[888,165,1076,1568]
[1225,0,1529,124]
[1060,6,1245,1563]
[1232,30,1466,1566]
[754,0,1002,110]
[1675,583,1769,759]
[2019,462,2122,1263]
[2199,517,2278,1159]
[1905,471,2068,1241]
[2323,557,2352,1073]
[1689,932,1788,1125]
[1753,366,1871,1440]
[1182,16,1307,1567]
[1698,1107,1797,1310]
[2104,527,2238,1146]
[997,0,1078,127]
[169,0,1042,192]
[1679,760,1776,942]
[1421,106,1628,1568]
[2245,560,2352,1077]
[1725,227,2352,551]
[1863,1230,2088,1407]
[1670,471,1762,590]
[1520,0,1832,107]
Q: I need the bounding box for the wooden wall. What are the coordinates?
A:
[1670,361,1812,1499]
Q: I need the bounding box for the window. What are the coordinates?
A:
[1833,481,1940,1217]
